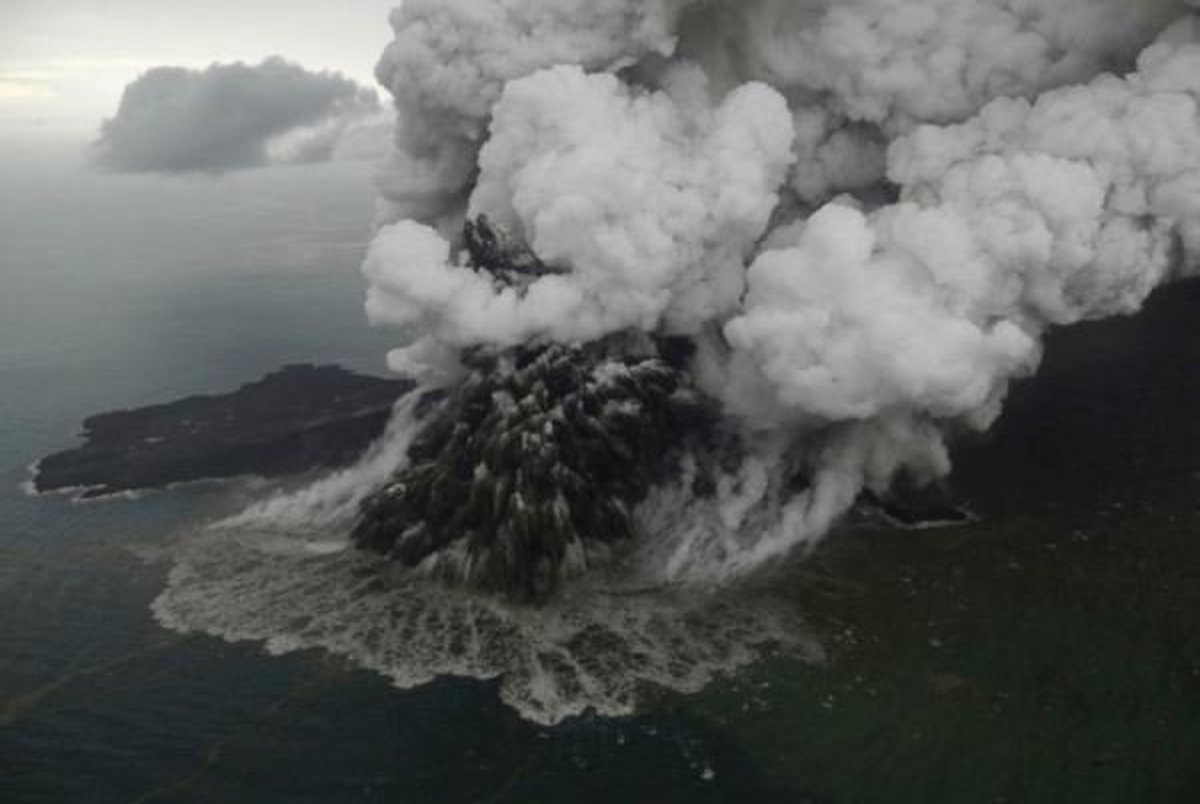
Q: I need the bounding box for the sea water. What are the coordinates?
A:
[0,138,806,802]
[6,135,1198,804]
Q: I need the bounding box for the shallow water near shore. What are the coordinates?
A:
[2,144,1198,802]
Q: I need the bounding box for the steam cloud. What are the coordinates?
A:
[364,0,1200,577]
[93,57,385,173]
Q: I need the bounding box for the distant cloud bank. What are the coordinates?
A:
[92,57,388,174]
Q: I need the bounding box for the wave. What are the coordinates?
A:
[151,395,824,725]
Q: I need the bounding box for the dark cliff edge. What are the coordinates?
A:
[31,364,413,499]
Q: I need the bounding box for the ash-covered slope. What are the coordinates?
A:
[33,364,412,498]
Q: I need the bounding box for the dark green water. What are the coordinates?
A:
[1,141,1197,802]
[686,281,1200,802]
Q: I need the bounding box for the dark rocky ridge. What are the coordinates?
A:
[33,364,412,498]
[462,214,567,287]
[352,337,712,603]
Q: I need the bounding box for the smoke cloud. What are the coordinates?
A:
[372,0,694,223]
[365,64,794,365]
[363,0,1200,577]
[93,57,384,174]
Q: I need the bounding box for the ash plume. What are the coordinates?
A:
[359,0,1200,587]
[93,57,384,174]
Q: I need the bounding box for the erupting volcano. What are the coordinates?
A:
[339,0,1200,599]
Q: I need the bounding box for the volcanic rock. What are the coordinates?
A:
[352,337,712,602]
[33,364,412,498]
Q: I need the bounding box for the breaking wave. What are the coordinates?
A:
[152,529,820,726]
[152,398,823,725]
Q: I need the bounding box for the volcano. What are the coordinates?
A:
[352,219,713,602]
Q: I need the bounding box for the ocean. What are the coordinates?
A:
[1,137,1197,803]
[0,140,805,802]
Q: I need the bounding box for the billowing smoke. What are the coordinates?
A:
[363,0,1200,582]
[93,57,385,174]
[365,65,793,363]
[372,0,694,223]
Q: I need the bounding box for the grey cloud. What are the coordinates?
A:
[92,57,380,173]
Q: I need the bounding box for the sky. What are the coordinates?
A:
[0,0,398,134]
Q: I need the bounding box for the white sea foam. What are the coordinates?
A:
[215,392,425,533]
[18,465,43,498]
[152,521,820,725]
[152,394,822,725]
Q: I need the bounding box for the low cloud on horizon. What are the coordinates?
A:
[91,56,389,174]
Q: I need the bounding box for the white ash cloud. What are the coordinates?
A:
[676,0,1187,206]
[365,64,794,371]
[727,16,1200,428]
[680,0,1182,128]
[93,57,383,174]
[372,0,694,225]
[364,0,1200,575]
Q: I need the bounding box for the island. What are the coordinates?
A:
[31,364,413,499]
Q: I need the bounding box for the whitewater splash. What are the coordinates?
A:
[153,397,822,725]
[153,529,818,725]
[215,392,426,534]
